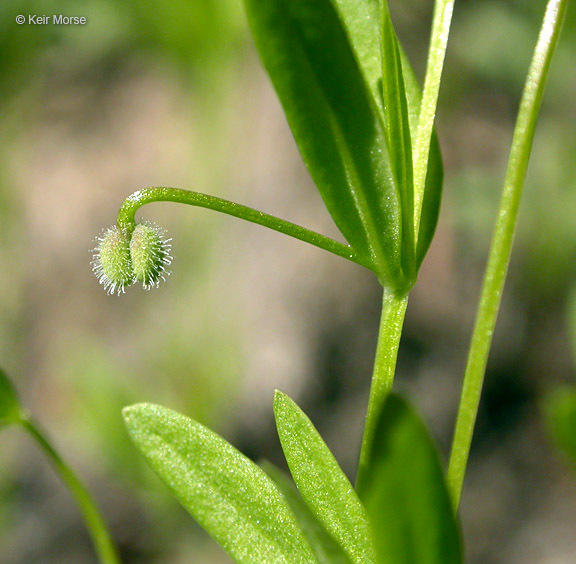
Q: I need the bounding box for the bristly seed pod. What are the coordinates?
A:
[92,226,134,295]
[129,222,172,290]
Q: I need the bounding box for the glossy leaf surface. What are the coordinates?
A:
[357,394,462,564]
[274,391,376,564]
[331,0,443,270]
[244,0,405,288]
[380,1,415,276]
[124,403,319,564]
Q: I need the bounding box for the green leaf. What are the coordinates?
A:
[0,367,23,427]
[415,130,443,267]
[356,394,462,564]
[330,0,443,270]
[123,403,319,564]
[544,386,576,466]
[273,391,376,564]
[400,52,443,269]
[244,0,405,289]
[261,461,353,564]
[380,2,415,278]
[329,0,381,107]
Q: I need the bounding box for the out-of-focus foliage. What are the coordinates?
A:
[0,0,245,92]
[544,387,576,466]
[0,368,22,426]
[1,1,251,562]
[543,285,576,469]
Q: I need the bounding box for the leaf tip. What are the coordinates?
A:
[273,390,295,419]
[273,388,287,406]
[122,402,155,428]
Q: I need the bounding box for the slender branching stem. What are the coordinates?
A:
[116,187,374,270]
[447,0,568,510]
[413,0,455,241]
[20,415,121,564]
[356,289,409,490]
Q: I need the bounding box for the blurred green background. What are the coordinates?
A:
[0,0,575,562]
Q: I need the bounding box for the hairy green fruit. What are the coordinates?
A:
[92,226,134,295]
[92,222,172,294]
[129,223,172,289]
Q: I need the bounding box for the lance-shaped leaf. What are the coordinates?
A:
[123,403,319,564]
[244,0,405,289]
[273,391,376,564]
[356,394,462,564]
[261,461,353,564]
[380,2,415,277]
[331,0,443,270]
[401,55,443,269]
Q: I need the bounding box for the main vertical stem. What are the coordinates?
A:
[356,289,408,488]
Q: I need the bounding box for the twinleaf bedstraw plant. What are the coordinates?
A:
[1,0,569,563]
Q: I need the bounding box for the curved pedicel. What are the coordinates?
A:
[92,186,376,295]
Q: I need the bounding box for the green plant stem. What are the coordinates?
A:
[447,0,568,510]
[413,0,455,240]
[20,415,121,564]
[116,187,373,270]
[356,289,409,490]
